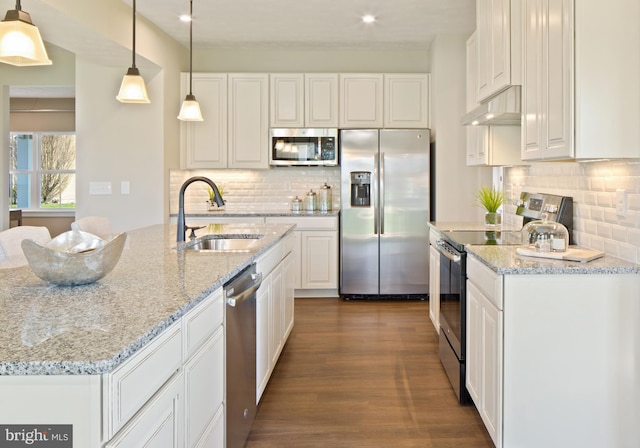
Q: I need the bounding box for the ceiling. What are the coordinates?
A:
[127,0,476,51]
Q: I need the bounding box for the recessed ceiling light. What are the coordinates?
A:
[179,14,191,22]
[362,15,376,24]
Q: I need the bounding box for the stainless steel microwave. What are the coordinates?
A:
[269,128,338,166]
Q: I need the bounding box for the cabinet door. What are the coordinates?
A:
[269,263,283,367]
[228,73,269,169]
[283,251,295,340]
[300,230,338,289]
[181,73,227,169]
[476,0,514,102]
[467,280,503,448]
[105,373,183,448]
[384,74,430,128]
[270,74,304,128]
[466,126,489,166]
[466,31,479,112]
[521,0,544,160]
[305,74,339,127]
[184,327,224,448]
[428,245,440,333]
[256,274,271,403]
[339,74,383,128]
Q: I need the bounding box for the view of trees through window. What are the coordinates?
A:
[9,133,76,209]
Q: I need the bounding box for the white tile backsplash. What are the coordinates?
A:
[170,167,341,214]
[504,160,640,263]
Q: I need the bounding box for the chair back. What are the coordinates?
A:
[0,226,52,268]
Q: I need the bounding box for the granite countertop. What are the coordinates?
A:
[175,208,340,218]
[467,245,640,275]
[0,223,294,376]
[428,221,522,232]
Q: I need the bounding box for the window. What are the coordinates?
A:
[9,132,76,210]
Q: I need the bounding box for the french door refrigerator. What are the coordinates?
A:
[340,129,430,299]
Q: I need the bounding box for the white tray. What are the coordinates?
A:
[516,246,605,263]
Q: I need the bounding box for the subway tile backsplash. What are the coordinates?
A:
[504,160,640,263]
[170,167,341,214]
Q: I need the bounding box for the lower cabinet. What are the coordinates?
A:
[428,243,440,334]
[256,232,296,403]
[265,216,338,297]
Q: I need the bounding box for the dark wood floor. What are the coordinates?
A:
[247,298,494,448]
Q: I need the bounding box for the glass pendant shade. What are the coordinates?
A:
[117,66,150,103]
[0,7,51,66]
[177,94,203,121]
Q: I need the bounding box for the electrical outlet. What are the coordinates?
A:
[615,189,627,217]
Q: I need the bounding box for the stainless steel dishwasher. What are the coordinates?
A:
[225,263,262,448]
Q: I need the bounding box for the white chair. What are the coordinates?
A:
[71,216,114,241]
[0,226,52,268]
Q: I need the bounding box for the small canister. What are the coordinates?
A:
[291,196,302,212]
[319,183,332,212]
[305,189,317,211]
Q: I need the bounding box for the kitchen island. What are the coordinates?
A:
[465,245,640,448]
[0,222,295,447]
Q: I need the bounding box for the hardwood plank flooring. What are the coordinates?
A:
[247,298,494,448]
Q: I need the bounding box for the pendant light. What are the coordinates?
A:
[177,0,203,121]
[0,0,51,66]
[116,0,150,103]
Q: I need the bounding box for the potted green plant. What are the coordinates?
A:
[475,185,504,226]
[207,185,226,211]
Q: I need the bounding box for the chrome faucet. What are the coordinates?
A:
[177,176,224,242]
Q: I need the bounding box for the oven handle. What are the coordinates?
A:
[435,240,461,263]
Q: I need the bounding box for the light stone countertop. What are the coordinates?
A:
[176,208,340,218]
[428,221,522,232]
[0,223,295,376]
[467,245,640,275]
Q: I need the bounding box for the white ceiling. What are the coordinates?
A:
[127,0,476,51]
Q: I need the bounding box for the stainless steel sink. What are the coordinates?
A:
[180,234,263,252]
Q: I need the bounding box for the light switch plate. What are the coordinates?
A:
[121,181,130,195]
[89,181,112,195]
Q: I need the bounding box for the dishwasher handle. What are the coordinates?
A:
[226,272,263,307]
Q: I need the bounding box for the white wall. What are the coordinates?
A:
[429,35,492,222]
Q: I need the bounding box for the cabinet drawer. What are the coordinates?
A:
[257,240,284,277]
[265,216,337,231]
[183,288,224,361]
[103,324,182,439]
[467,255,503,310]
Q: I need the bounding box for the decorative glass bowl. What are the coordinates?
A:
[521,219,569,253]
[21,230,127,286]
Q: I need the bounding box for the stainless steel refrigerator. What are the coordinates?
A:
[340,129,430,299]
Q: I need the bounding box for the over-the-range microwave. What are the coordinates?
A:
[269,128,338,166]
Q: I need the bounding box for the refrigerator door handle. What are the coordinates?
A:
[373,153,379,235]
[380,152,385,235]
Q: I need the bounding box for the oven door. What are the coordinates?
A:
[435,239,466,361]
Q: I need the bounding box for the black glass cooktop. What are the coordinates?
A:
[441,230,522,251]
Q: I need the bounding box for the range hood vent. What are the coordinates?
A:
[461,85,521,126]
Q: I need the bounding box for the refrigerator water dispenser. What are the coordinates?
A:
[350,172,371,207]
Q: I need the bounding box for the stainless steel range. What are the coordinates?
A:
[433,192,573,404]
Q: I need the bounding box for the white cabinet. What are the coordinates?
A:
[270,73,339,128]
[305,73,339,127]
[428,240,440,334]
[228,73,269,169]
[256,233,296,403]
[181,73,269,169]
[466,260,503,448]
[383,74,430,128]
[270,74,304,128]
[339,74,384,128]
[180,73,228,169]
[475,0,522,102]
[265,216,338,297]
[522,0,640,160]
[182,290,225,448]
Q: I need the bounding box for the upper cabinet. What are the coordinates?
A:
[340,73,430,129]
[522,0,640,160]
[475,0,522,102]
[340,74,384,128]
[180,73,228,169]
[181,73,269,169]
[384,74,430,128]
[270,73,339,128]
